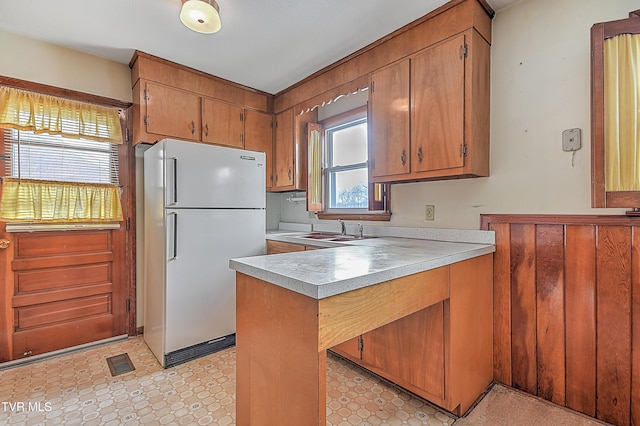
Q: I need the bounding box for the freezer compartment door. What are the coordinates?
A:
[164,208,265,354]
[164,139,266,208]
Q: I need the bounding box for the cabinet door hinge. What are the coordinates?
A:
[240,112,244,122]
[144,89,149,101]
[143,116,149,126]
[126,217,131,231]
[358,336,364,354]
[460,144,467,157]
[125,127,130,143]
[126,299,131,312]
[370,81,375,93]
[461,44,468,58]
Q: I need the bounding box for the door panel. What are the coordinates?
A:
[201,97,244,148]
[7,230,124,361]
[370,59,411,178]
[412,35,465,172]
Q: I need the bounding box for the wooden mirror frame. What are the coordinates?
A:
[591,10,640,208]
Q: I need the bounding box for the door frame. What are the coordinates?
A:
[0,77,135,361]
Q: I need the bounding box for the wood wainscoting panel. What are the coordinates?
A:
[564,225,596,417]
[509,224,537,395]
[535,225,565,405]
[595,226,631,426]
[481,215,638,426]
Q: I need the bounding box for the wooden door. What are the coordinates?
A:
[201,97,244,148]
[411,35,465,173]
[369,59,410,179]
[273,108,294,189]
[361,303,445,399]
[0,145,130,363]
[145,81,201,142]
[244,109,273,190]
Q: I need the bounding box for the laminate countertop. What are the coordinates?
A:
[229,229,495,300]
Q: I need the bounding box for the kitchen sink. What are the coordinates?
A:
[300,233,340,239]
[299,233,377,241]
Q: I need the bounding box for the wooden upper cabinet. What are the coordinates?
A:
[369,30,490,183]
[244,109,274,190]
[370,59,411,178]
[273,108,294,189]
[412,35,465,173]
[143,81,201,142]
[201,97,244,148]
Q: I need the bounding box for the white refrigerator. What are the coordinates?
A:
[143,138,266,368]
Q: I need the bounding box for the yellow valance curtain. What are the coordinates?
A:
[0,178,122,222]
[604,33,640,191]
[0,86,123,144]
[307,123,323,212]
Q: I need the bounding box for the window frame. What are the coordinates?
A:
[315,105,391,221]
[591,10,640,209]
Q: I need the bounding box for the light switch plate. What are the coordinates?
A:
[562,128,581,152]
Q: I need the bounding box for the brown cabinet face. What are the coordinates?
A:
[360,303,445,400]
[266,240,305,254]
[144,81,201,142]
[201,97,244,148]
[273,108,294,189]
[370,59,411,178]
[411,35,465,173]
[244,109,273,190]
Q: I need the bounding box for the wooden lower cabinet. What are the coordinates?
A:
[266,240,323,254]
[331,254,493,415]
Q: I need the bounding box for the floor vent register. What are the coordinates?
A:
[106,353,135,376]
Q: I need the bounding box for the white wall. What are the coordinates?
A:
[277,0,636,230]
[0,29,131,102]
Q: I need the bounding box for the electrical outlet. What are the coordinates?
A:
[425,205,435,221]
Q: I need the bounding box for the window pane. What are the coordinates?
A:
[329,168,368,209]
[331,122,367,166]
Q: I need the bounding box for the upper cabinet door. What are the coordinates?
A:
[201,97,244,148]
[369,59,411,178]
[145,81,201,142]
[273,108,294,188]
[412,35,466,173]
[244,109,274,190]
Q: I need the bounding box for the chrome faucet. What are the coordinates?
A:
[338,219,346,236]
[356,223,364,239]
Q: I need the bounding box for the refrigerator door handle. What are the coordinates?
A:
[168,212,178,261]
[167,157,178,205]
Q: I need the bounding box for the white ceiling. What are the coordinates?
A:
[0,0,520,94]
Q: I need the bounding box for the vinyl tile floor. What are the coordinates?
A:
[0,336,608,426]
[0,336,454,425]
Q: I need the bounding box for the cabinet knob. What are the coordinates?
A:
[401,150,407,166]
[417,146,423,164]
[0,239,9,249]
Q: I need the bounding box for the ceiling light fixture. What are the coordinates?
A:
[180,0,221,34]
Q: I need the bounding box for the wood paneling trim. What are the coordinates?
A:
[481,214,640,228]
[16,263,110,293]
[632,228,640,426]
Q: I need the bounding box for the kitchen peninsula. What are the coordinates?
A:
[230,229,495,426]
